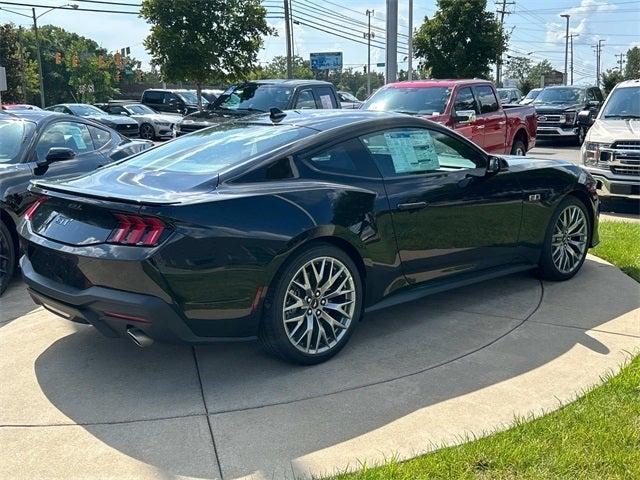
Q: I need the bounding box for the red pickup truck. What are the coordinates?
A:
[361,79,537,155]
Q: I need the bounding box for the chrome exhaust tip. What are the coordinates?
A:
[126,327,154,348]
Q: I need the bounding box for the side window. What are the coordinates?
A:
[301,138,378,177]
[236,157,296,183]
[474,86,499,113]
[453,87,478,113]
[88,125,112,150]
[295,89,317,109]
[35,121,94,160]
[360,128,483,177]
[52,106,66,113]
[143,91,163,103]
[108,105,126,115]
[315,87,339,108]
[586,89,596,101]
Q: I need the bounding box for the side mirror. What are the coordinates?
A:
[39,147,76,166]
[577,110,594,127]
[454,110,477,124]
[487,156,509,174]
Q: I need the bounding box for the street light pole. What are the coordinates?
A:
[569,33,579,85]
[560,14,570,86]
[365,10,374,95]
[32,8,46,108]
[407,0,413,81]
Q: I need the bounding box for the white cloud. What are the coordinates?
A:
[546,0,618,45]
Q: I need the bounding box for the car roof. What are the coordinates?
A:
[385,79,493,88]
[544,85,588,90]
[1,110,62,123]
[242,79,333,86]
[238,109,413,131]
[615,79,640,89]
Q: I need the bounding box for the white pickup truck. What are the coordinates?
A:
[580,79,640,199]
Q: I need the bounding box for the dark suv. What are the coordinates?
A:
[533,85,604,145]
[140,89,208,115]
[177,80,341,134]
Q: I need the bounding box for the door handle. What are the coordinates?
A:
[498,121,506,126]
[397,201,428,211]
[475,125,485,130]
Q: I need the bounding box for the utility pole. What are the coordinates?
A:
[560,14,570,85]
[569,33,579,85]
[283,0,292,79]
[385,0,398,84]
[364,10,375,95]
[615,53,625,72]
[32,8,45,108]
[496,0,514,87]
[407,0,413,81]
[592,40,605,88]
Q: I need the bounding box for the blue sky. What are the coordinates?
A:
[1,0,638,85]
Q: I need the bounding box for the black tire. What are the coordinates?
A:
[0,220,16,296]
[575,126,586,146]
[537,196,590,281]
[139,123,155,140]
[259,243,363,365]
[510,138,527,156]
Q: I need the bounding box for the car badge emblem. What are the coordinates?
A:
[538,115,547,122]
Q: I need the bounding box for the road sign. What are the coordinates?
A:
[310,52,343,71]
[0,67,6,92]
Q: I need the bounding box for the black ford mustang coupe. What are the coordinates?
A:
[19,110,599,364]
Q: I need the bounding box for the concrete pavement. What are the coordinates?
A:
[1,255,638,479]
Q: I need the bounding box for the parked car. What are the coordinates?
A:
[520,88,543,105]
[1,104,42,111]
[361,79,537,155]
[0,110,152,295]
[18,110,598,364]
[497,87,522,104]
[533,85,604,145]
[580,79,640,199]
[177,79,341,135]
[45,103,140,138]
[338,90,363,109]
[96,102,177,140]
[201,89,224,103]
[140,89,208,115]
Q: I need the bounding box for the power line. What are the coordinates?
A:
[0,1,139,14]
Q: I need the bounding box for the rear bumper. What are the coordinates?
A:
[20,255,257,344]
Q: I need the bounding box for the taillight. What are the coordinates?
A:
[24,196,48,221]
[107,213,166,246]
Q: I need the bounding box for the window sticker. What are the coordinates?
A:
[69,128,88,150]
[319,94,333,109]
[383,131,439,173]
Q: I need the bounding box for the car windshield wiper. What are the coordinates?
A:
[604,114,640,119]
[238,107,266,113]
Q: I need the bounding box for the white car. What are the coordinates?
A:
[99,102,178,140]
[581,79,640,199]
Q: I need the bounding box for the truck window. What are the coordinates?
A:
[474,85,499,114]
[315,87,339,108]
[454,87,478,113]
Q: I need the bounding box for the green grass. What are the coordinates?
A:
[591,221,640,282]
[327,220,640,480]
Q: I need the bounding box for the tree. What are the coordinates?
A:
[625,46,640,80]
[505,55,533,93]
[250,55,314,80]
[526,60,554,89]
[413,0,507,79]
[0,24,37,103]
[601,69,625,95]
[141,0,274,108]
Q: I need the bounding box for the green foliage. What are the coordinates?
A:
[140,0,273,106]
[413,0,507,79]
[504,58,553,94]
[527,59,554,89]
[0,24,38,103]
[624,46,640,80]
[601,69,626,96]
[249,55,314,80]
[330,68,384,100]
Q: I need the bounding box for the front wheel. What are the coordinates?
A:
[510,139,527,156]
[260,244,363,365]
[537,197,590,281]
[139,123,155,140]
[575,126,586,146]
[0,220,16,296]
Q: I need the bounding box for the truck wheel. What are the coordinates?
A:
[0,220,16,296]
[510,139,527,156]
[575,127,586,146]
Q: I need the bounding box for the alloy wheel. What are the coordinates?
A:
[282,256,356,355]
[140,124,154,140]
[551,205,588,274]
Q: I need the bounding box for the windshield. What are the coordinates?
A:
[123,122,312,174]
[69,104,106,116]
[126,104,156,115]
[340,92,358,102]
[0,119,35,164]
[497,89,510,100]
[533,87,584,104]
[524,89,541,100]
[177,91,208,105]
[361,87,452,115]
[601,87,640,119]
[212,85,293,112]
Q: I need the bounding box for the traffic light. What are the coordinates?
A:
[363,65,367,73]
[72,54,79,68]
[54,52,62,65]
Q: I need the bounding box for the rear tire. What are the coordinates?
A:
[537,197,590,281]
[259,244,363,365]
[510,139,527,156]
[0,220,16,296]
[575,126,586,146]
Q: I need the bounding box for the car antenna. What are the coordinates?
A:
[269,108,287,122]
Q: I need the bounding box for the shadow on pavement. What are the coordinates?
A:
[0,278,40,327]
[29,259,637,479]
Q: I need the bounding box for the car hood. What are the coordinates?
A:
[533,102,582,113]
[87,114,137,125]
[182,109,251,123]
[501,155,574,171]
[131,113,176,123]
[586,118,640,143]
